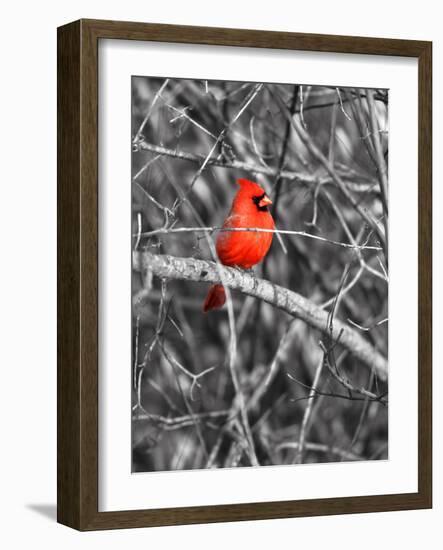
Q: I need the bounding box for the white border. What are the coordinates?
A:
[99,39,418,511]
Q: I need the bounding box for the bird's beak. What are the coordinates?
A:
[259,195,273,207]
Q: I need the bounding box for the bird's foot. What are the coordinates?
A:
[233,266,258,290]
[233,265,255,276]
[244,267,256,277]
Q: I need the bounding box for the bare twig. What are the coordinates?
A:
[348,317,388,331]
[293,116,387,249]
[366,88,389,258]
[249,115,270,168]
[135,225,382,251]
[172,83,263,214]
[133,315,140,389]
[336,87,352,121]
[133,213,142,251]
[133,409,230,429]
[322,188,387,282]
[328,100,339,165]
[157,161,259,467]
[133,181,173,226]
[136,140,378,193]
[319,341,384,402]
[287,372,386,404]
[246,320,296,411]
[319,264,386,402]
[305,182,322,228]
[294,357,324,463]
[270,87,386,250]
[160,343,217,401]
[276,441,362,461]
[166,103,219,140]
[299,85,307,128]
[132,154,161,181]
[366,89,389,211]
[134,79,169,142]
[376,255,389,281]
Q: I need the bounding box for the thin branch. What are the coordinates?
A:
[249,115,270,168]
[299,85,307,128]
[132,154,161,181]
[175,84,263,207]
[270,87,387,250]
[344,88,377,163]
[136,140,379,193]
[268,84,298,254]
[366,89,389,209]
[294,356,324,463]
[133,213,142,251]
[336,87,352,121]
[160,343,217,401]
[135,225,383,251]
[166,103,219,141]
[319,341,384,402]
[133,315,140,389]
[157,158,259,467]
[246,320,296,411]
[328,100,339,165]
[322,188,388,283]
[318,265,385,403]
[293,116,387,249]
[133,180,173,228]
[287,373,386,404]
[134,78,169,141]
[133,409,230,429]
[276,441,362,461]
[348,317,388,332]
[366,88,389,259]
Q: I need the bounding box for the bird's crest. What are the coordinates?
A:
[237,178,266,195]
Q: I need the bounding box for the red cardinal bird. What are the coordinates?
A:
[203,178,275,312]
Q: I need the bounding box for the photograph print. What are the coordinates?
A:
[131,76,388,472]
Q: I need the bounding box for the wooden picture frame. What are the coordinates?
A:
[57,19,432,530]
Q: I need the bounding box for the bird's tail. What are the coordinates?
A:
[203,284,226,312]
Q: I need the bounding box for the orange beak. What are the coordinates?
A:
[259,195,273,208]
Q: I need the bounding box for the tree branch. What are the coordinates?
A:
[272,90,387,250]
[133,251,388,381]
[135,225,382,251]
[135,140,378,194]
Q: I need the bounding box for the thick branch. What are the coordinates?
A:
[133,251,388,381]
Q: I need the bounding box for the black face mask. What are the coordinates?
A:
[252,193,269,212]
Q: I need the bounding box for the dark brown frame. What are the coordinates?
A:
[57,18,432,531]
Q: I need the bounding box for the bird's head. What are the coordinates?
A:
[237,178,273,212]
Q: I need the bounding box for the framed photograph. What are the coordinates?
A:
[57,19,432,530]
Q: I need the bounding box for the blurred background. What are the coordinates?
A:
[131,76,389,472]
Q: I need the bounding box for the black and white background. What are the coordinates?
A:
[131,76,389,473]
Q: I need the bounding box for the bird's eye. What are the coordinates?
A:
[259,194,272,207]
[253,192,272,211]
